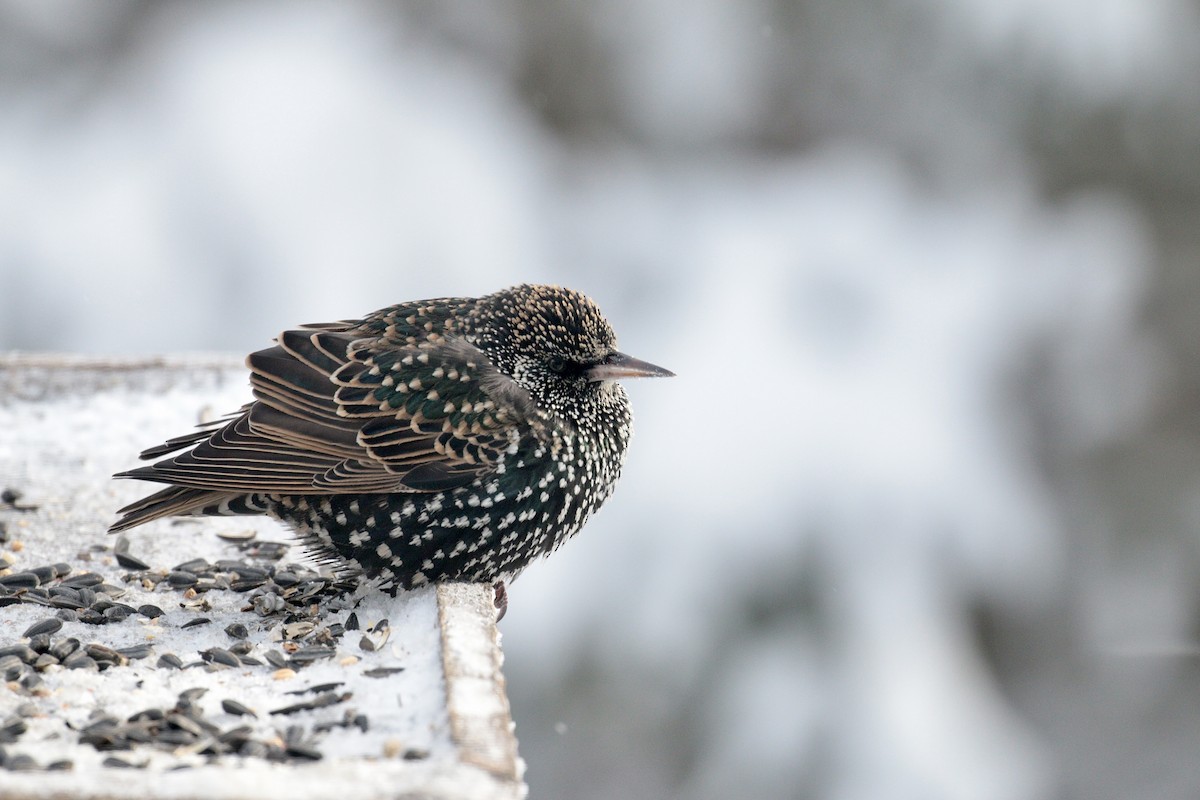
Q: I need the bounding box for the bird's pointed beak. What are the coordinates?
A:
[587,351,675,382]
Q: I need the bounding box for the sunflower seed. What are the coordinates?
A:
[22,618,62,639]
[167,571,198,589]
[77,609,106,625]
[0,717,27,743]
[115,552,150,571]
[0,572,39,589]
[0,645,37,664]
[4,753,37,771]
[60,573,103,588]
[362,666,406,678]
[217,528,257,542]
[202,648,241,668]
[49,638,80,660]
[221,699,256,718]
[116,644,153,660]
[62,652,96,670]
[156,653,184,670]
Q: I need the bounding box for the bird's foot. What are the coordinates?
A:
[493,580,508,622]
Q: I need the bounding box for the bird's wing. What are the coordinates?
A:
[117,327,545,495]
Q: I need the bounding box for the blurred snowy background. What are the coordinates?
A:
[2,1,1199,798]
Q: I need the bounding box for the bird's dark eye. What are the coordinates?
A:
[546,356,568,374]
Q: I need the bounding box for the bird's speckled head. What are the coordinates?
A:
[472,284,617,384]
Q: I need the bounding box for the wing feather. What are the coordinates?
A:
[115,325,545,499]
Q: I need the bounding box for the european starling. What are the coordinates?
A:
[110,284,672,606]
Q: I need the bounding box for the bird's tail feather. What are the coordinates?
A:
[108,486,262,532]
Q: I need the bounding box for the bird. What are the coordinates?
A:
[110,284,673,614]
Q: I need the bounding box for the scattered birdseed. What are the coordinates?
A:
[1,487,38,512]
[85,644,125,668]
[251,593,285,615]
[17,590,51,607]
[286,682,344,696]
[312,711,371,735]
[0,572,40,590]
[202,648,241,668]
[0,521,443,772]
[50,594,83,611]
[115,552,150,571]
[221,699,256,718]
[0,644,37,663]
[4,753,38,771]
[288,645,337,665]
[362,666,406,678]
[270,691,351,717]
[60,573,103,588]
[240,541,290,561]
[28,565,58,583]
[116,644,152,660]
[167,571,198,589]
[156,653,184,670]
[62,652,97,670]
[0,717,28,744]
[77,609,106,625]
[48,638,80,660]
[264,650,289,669]
[216,528,256,542]
[179,687,208,703]
[284,743,323,761]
